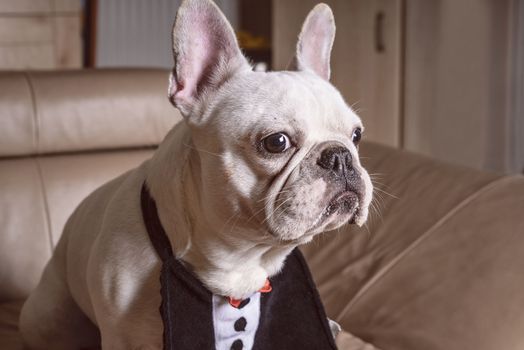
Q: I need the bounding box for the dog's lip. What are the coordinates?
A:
[267,190,361,243]
[310,190,360,230]
[327,191,359,216]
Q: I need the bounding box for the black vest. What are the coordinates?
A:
[141,184,337,350]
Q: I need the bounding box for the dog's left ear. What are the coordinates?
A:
[168,0,249,117]
[288,3,336,81]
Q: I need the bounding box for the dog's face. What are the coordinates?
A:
[169,0,372,245]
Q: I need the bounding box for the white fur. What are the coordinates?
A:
[19,1,373,348]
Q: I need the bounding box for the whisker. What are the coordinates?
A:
[227,213,242,237]
[246,205,267,223]
[373,186,399,199]
[349,100,361,110]
[256,190,292,203]
[368,197,384,225]
[183,143,224,158]
[220,212,239,233]
[262,197,294,225]
[370,180,390,187]
[247,185,303,223]
[363,222,373,241]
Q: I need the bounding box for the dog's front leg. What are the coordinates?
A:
[88,234,164,350]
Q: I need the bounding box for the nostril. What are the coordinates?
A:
[317,148,334,170]
[318,146,352,176]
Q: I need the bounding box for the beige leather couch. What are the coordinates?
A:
[1,69,523,350]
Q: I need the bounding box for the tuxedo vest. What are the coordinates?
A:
[141,184,337,350]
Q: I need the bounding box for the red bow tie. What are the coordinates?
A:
[228,279,272,308]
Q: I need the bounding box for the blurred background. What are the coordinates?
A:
[1,0,522,174]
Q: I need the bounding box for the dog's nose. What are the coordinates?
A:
[317,146,353,176]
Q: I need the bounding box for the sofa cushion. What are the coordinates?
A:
[0,301,24,350]
[341,176,524,350]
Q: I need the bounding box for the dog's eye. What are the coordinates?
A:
[263,133,291,153]
[352,127,362,145]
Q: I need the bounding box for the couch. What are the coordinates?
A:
[1,69,523,350]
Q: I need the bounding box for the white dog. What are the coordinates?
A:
[20,0,373,349]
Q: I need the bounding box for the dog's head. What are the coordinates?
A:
[168,0,372,245]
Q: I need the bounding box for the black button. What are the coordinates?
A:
[234,317,247,331]
[231,339,243,350]
[238,298,250,309]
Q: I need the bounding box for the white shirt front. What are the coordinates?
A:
[212,292,261,350]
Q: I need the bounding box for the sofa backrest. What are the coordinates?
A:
[0,69,181,301]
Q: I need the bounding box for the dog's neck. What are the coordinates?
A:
[146,123,296,299]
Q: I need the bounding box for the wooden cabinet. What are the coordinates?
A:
[403,0,513,171]
[0,0,82,70]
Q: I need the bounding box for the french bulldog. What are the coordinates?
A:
[19,0,373,349]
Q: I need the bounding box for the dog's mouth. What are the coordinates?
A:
[265,188,365,244]
[327,191,359,216]
[311,190,360,230]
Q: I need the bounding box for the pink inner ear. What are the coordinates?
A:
[173,15,216,103]
[297,6,335,80]
[170,1,244,113]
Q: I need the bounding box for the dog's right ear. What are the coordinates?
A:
[168,0,249,117]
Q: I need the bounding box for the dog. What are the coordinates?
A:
[19,0,373,349]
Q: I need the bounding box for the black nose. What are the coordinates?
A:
[317,146,353,176]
